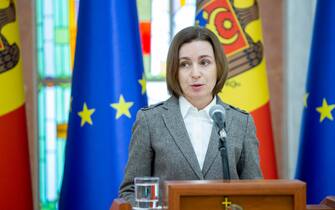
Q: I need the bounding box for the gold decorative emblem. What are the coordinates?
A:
[221,197,243,210]
[222,197,232,208]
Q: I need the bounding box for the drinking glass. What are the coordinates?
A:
[134,177,160,209]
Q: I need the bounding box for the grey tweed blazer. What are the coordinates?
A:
[119,96,262,203]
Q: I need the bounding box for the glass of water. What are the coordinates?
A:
[134,177,160,209]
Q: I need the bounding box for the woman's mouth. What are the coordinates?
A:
[191,84,204,91]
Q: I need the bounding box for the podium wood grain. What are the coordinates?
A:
[165,180,305,210]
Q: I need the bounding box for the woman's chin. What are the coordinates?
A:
[185,93,212,102]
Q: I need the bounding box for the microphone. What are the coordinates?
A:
[209,105,226,138]
[209,104,230,180]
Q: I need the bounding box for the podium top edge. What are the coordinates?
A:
[164,179,305,187]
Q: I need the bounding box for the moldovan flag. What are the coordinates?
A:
[0,1,33,210]
[196,0,278,178]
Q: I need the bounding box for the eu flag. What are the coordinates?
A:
[296,0,335,204]
[59,1,147,209]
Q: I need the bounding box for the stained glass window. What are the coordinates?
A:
[36,0,77,208]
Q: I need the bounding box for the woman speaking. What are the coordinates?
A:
[119,26,262,205]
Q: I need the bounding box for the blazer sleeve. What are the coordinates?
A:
[237,114,263,179]
[119,110,153,205]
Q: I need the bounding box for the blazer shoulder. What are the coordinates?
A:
[140,96,174,113]
[217,97,249,116]
[140,102,164,112]
[227,104,249,116]
[137,101,166,123]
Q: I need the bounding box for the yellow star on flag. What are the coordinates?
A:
[138,74,147,95]
[78,102,96,127]
[316,98,335,122]
[304,93,309,108]
[111,95,134,119]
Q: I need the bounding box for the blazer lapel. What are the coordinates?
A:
[162,96,204,179]
[202,125,220,176]
[202,98,233,177]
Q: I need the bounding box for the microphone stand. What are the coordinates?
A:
[218,129,230,180]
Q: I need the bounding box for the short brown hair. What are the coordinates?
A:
[166,26,228,97]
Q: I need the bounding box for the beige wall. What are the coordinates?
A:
[17,0,38,209]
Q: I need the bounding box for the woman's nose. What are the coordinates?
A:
[190,65,201,78]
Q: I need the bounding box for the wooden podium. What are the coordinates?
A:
[164,180,305,210]
[111,180,335,210]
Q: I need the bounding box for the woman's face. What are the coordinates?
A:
[178,40,217,109]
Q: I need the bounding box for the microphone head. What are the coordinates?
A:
[209,104,226,130]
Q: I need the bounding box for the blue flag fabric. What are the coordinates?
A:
[296,0,335,204]
[59,1,147,209]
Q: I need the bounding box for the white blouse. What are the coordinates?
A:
[179,96,216,169]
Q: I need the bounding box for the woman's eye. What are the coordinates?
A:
[200,59,211,66]
[179,62,190,68]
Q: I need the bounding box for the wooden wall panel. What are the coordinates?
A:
[258,0,284,177]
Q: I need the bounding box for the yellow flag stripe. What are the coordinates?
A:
[218,4,270,112]
[0,60,25,116]
[0,0,25,116]
[219,59,269,112]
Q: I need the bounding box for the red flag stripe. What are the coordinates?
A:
[0,105,33,210]
[251,102,278,179]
